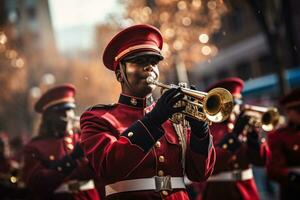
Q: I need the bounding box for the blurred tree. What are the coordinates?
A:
[0,30,28,135]
[122,0,228,83]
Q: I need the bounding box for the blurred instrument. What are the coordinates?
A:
[146,77,234,125]
[241,104,280,132]
[61,115,80,134]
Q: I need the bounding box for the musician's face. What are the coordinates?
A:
[45,108,75,136]
[121,55,160,97]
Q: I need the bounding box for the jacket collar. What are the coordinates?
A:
[118,93,154,109]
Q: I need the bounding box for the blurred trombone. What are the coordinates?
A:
[146,77,234,125]
[241,104,280,132]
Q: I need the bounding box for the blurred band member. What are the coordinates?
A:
[267,88,300,200]
[195,77,270,200]
[22,84,100,200]
[80,24,216,200]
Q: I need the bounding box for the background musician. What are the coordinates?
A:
[267,87,300,199]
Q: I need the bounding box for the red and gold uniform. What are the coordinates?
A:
[81,95,215,200]
[22,84,100,200]
[80,24,216,200]
[195,78,270,200]
[267,88,300,199]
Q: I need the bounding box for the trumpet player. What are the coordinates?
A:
[267,88,300,199]
[80,24,216,200]
[193,77,270,200]
[22,84,101,200]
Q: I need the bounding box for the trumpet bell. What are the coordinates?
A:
[261,108,280,132]
[203,87,234,123]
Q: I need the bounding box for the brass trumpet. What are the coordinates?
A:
[241,104,280,131]
[146,77,234,124]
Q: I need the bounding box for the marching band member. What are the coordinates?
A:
[267,88,300,199]
[80,24,216,200]
[22,84,100,200]
[196,77,270,200]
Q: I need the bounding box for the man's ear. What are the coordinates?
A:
[115,69,123,83]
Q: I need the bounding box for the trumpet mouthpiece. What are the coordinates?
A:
[146,76,155,84]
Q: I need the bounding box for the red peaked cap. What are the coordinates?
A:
[34,84,76,113]
[103,24,163,71]
[279,87,300,108]
[206,77,244,98]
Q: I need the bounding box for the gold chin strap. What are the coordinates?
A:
[119,62,133,90]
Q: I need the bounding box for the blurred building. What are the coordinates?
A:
[0,0,58,137]
[190,0,300,102]
[3,0,57,57]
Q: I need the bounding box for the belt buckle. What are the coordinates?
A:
[232,170,242,181]
[154,176,172,192]
[68,181,80,193]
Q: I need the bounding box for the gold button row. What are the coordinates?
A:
[155,141,161,148]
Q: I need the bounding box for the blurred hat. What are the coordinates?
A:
[103,24,164,72]
[206,77,244,99]
[34,84,76,113]
[279,88,300,109]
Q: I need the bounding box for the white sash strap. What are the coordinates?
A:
[105,176,185,196]
[54,179,95,193]
[288,167,300,174]
[208,168,253,182]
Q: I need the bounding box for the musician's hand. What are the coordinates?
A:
[70,143,85,160]
[145,87,185,126]
[186,85,209,138]
[232,112,251,136]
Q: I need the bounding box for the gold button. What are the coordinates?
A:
[49,155,55,160]
[155,141,161,148]
[66,162,71,167]
[128,132,134,137]
[67,143,74,150]
[64,137,72,143]
[231,155,237,161]
[227,123,234,130]
[159,156,165,163]
[162,190,168,196]
[228,138,234,144]
[158,170,164,176]
[293,144,299,151]
[234,163,239,168]
[222,144,228,149]
[57,166,62,171]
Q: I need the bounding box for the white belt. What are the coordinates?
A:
[54,179,95,193]
[288,167,300,174]
[105,176,185,196]
[208,168,253,182]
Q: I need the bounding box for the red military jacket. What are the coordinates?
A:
[199,122,270,200]
[80,94,215,200]
[267,126,300,199]
[22,131,100,200]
